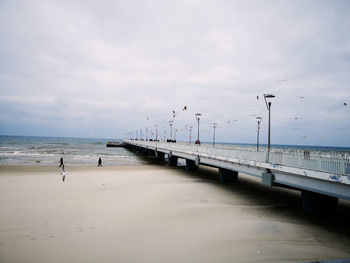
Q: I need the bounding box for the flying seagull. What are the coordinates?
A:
[277,75,288,83]
[297,96,304,99]
[183,106,187,111]
[344,103,347,106]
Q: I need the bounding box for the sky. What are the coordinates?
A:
[1,0,350,146]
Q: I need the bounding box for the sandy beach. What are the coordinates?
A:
[1,164,350,263]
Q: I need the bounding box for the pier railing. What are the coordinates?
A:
[126,140,350,176]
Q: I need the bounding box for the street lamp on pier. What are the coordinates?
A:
[169,120,173,142]
[256,117,262,151]
[195,113,202,145]
[212,123,217,147]
[189,126,193,144]
[155,125,158,141]
[263,94,276,161]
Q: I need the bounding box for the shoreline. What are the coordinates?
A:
[0,164,159,173]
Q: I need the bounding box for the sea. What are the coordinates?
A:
[0,135,146,166]
[1,135,350,166]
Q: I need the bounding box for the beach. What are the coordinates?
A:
[1,164,350,263]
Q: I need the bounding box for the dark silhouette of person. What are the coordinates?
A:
[97,157,102,167]
[59,157,64,167]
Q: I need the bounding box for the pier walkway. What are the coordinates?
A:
[124,140,350,212]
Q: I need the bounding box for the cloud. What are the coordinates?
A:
[1,0,350,146]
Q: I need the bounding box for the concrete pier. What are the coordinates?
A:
[124,140,350,213]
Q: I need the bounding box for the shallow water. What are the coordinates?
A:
[0,135,145,166]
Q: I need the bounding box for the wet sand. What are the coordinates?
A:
[1,164,350,263]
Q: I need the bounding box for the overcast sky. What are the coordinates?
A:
[1,0,350,146]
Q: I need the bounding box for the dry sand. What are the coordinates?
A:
[1,164,350,263]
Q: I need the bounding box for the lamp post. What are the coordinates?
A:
[212,123,217,147]
[174,128,177,142]
[169,120,173,142]
[263,94,276,161]
[155,125,158,141]
[163,127,166,141]
[195,113,202,145]
[189,126,193,143]
[256,117,262,151]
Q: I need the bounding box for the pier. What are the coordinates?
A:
[124,139,350,213]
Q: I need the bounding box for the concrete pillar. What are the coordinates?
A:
[186,159,198,171]
[218,168,238,183]
[262,171,274,186]
[168,156,178,166]
[301,190,338,214]
[157,152,165,161]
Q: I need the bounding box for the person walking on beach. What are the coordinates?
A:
[97,157,102,167]
[59,157,64,167]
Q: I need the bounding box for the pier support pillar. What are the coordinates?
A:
[168,156,178,166]
[262,171,274,187]
[157,152,165,161]
[186,159,198,171]
[218,168,238,184]
[301,190,338,214]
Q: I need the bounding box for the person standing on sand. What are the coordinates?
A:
[97,157,102,167]
[59,157,64,167]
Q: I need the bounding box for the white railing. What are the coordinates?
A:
[126,140,350,176]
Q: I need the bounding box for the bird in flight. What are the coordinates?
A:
[256,95,259,100]
[344,103,348,106]
[291,117,299,120]
[297,96,304,99]
[183,106,187,111]
[277,75,288,83]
